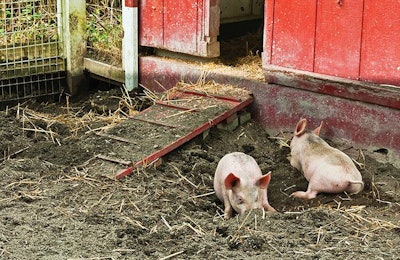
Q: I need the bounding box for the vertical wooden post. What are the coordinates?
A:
[122,0,139,91]
[62,0,86,95]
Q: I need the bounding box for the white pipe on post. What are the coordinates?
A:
[122,0,139,91]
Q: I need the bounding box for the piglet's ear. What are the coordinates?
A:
[225,173,240,190]
[256,171,271,189]
[294,118,307,136]
[313,121,323,136]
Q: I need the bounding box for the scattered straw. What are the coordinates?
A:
[159,251,185,260]
[112,249,136,253]
[165,108,198,118]
[269,135,291,148]
[183,223,204,236]
[283,185,296,192]
[161,216,172,230]
[173,80,252,99]
[0,145,31,162]
[122,216,148,230]
[190,191,215,199]
[375,199,393,205]
[338,206,399,231]
[139,83,161,103]
[229,210,253,244]
[0,189,47,203]
[268,242,283,256]
[17,105,127,141]
[154,80,168,92]
[170,163,198,188]
[5,179,39,189]
[63,168,101,187]
[89,192,114,209]
[184,214,205,236]
[370,175,381,200]
[352,157,366,169]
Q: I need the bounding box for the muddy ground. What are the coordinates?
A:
[0,86,399,260]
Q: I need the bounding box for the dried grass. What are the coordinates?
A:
[172,79,252,99]
[338,206,399,231]
[1,145,30,163]
[159,251,185,260]
[86,0,123,65]
[196,54,264,81]
[63,167,101,187]
[287,205,400,245]
[0,185,47,203]
[11,87,146,143]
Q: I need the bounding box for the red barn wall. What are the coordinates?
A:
[263,0,400,85]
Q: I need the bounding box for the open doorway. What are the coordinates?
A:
[218,0,264,64]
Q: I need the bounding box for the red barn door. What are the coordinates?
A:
[268,0,317,71]
[360,0,400,85]
[139,0,163,48]
[314,0,363,79]
[139,0,220,57]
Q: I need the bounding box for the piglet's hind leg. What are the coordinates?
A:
[290,188,318,199]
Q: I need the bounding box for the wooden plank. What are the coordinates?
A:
[314,0,363,79]
[84,58,125,83]
[115,92,253,179]
[271,0,317,71]
[264,65,400,110]
[360,0,400,85]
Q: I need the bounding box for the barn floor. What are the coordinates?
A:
[0,87,399,259]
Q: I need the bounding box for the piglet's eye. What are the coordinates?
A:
[237,197,245,204]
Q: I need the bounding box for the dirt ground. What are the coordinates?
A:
[0,86,399,260]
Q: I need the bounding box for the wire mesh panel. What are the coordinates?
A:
[0,0,65,105]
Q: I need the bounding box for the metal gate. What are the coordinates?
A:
[0,0,65,105]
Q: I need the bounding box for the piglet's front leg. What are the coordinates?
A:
[222,193,233,219]
[260,190,276,212]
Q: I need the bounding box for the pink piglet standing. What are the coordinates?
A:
[289,118,364,199]
[214,152,276,219]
